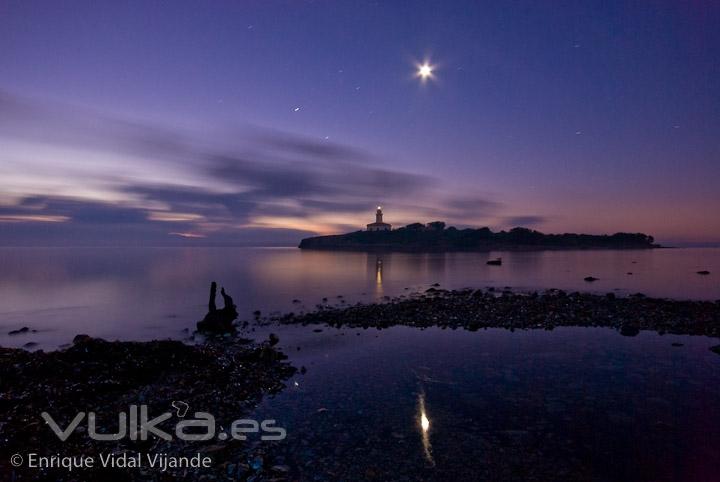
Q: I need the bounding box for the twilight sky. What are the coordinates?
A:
[1,0,718,246]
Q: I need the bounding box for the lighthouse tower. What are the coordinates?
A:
[366,206,392,231]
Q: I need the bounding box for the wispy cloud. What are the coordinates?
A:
[0,91,539,245]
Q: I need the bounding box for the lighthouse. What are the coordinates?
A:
[366,206,392,231]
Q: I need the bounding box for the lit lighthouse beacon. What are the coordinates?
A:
[366,206,392,232]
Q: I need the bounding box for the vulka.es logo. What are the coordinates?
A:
[41,405,285,442]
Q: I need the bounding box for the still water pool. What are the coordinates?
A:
[250,324,720,481]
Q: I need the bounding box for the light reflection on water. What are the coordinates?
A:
[0,246,718,348]
[249,324,720,481]
[418,391,434,465]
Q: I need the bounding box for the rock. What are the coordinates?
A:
[8,327,30,335]
[620,325,640,337]
[271,464,290,473]
[249,456,263,471]
[697,270,710,275]
[277,289,720,339]
[671,342,683,347]
[23,342,38,349]
[0,336,296,481]
[73,334,92,344]
[711,345,720,356]
[268,333,280,346]
[584,276,598,282]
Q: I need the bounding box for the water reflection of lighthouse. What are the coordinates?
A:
[375,256,383,297]
[367,254,388,298]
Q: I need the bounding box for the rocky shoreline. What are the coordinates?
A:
[274,288,720,340]
[0,335,297,481]
[2,288,720,481]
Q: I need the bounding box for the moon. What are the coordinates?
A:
[416,61,435,81]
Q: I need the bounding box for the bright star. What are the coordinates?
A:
[416,62,435,82]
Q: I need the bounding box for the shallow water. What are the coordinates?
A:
[250,325,720,481]
[0,247,718,348]
[1,247,719,480]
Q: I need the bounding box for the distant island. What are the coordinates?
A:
[299,221,658,251]
[300,208,659,251]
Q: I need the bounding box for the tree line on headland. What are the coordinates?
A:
[299,223,658,251]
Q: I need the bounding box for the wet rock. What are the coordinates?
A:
[249,455,264,470]
[697,270,710,275]
[0,336,296,481]
[268,333,280,346]
[620,325,640,337]
[584,276,598,282]
[711,345,720,356]
[671,342,683,347]
[276,289,720,338]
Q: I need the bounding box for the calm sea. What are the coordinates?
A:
[2,247,719,479]
[0,247,718,348]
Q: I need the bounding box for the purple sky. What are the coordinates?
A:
[1,1,718,245]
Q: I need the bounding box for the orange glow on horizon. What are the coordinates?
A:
[169,232,207,238]
[148,212,204,222]
[0,215,70,223]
